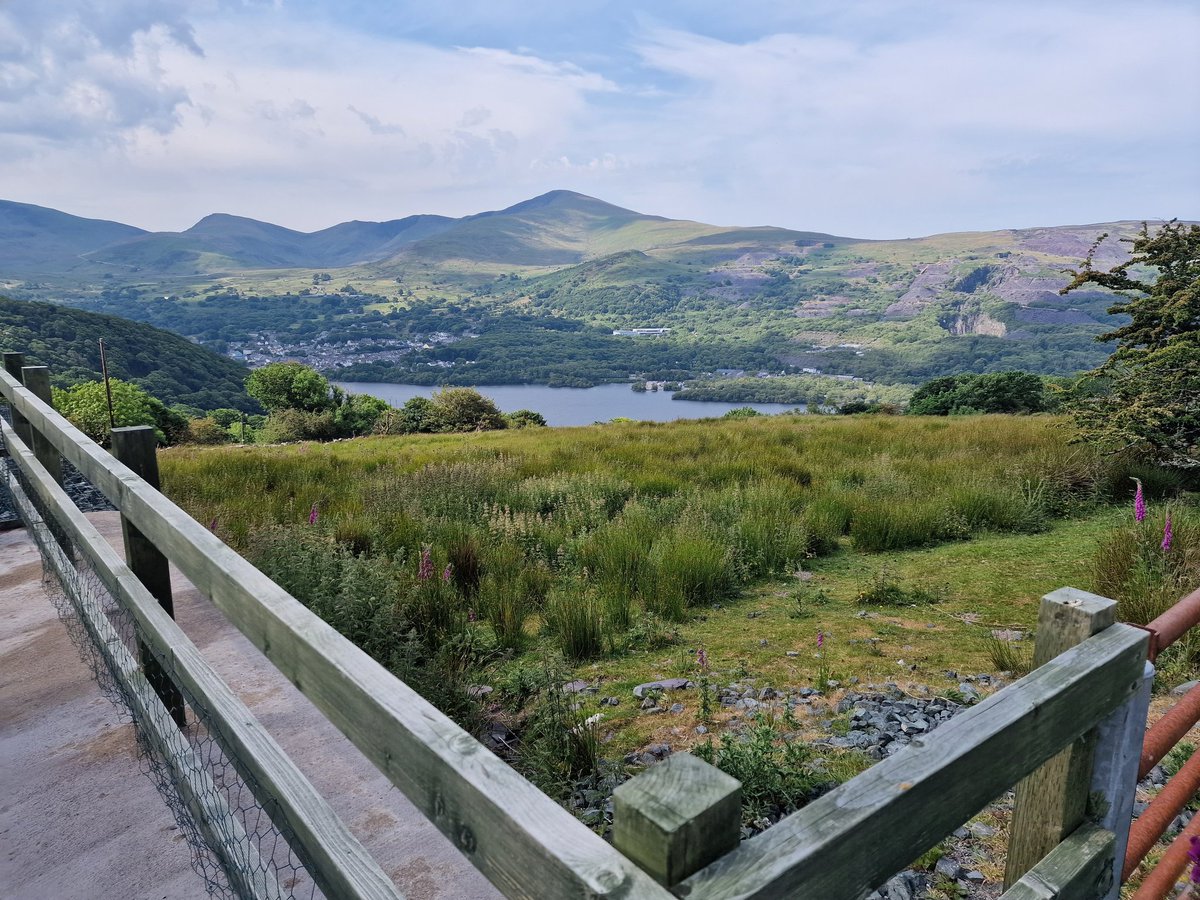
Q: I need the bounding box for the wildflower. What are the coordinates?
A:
[697,647,709,671]
[468,608,477,623]
[418,546,434,581]
[308,502,319,526]
[1162,513,1173,552]
[442,563,453,583]
[817,630,824,651]
[1190,834,1200,884]
[1134,479,1146,522]
[208,517,217,532]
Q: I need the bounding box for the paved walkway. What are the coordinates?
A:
[0,513,499,900]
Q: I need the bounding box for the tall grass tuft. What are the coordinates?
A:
[850,500,948,552]
[984,636,1033,676]
[545,582,605,660]
[644,526,734,620]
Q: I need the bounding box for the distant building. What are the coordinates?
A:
[612,328,671,337]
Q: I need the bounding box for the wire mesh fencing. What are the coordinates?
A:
[1,424,326,900]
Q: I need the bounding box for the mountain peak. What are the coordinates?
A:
[487,190,643,219]
[185,213,303,237]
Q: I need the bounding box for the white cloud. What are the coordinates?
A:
[0,1,1195,236]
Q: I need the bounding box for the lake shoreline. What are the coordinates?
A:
[334,381,804,427]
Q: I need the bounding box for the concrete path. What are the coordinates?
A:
[1,513,499,900]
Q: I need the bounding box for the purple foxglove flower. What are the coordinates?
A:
[817,630,824,650]
[442,563,453,583]
[1134,480,1146,522]
[1189,834,1200,883]
[697,647,709,671]
[418,547,434,581]
[467,608,477,623]
[308,502,319,526]
[208,517,217,532]
[1162,514,1173,552]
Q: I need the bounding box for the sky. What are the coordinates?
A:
[1,0,1198,238]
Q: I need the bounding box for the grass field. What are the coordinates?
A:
[159,412,1198,815]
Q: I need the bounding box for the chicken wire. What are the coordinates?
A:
[1,432,326,900]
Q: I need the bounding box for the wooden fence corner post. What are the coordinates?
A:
[1003,587,1118,888]
[613,752,741,887]
[20,365,63,486]
[111,425,186,727]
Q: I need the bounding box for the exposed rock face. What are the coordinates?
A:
[941,311,1007,337]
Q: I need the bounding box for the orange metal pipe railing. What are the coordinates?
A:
[1142,588,1200,662]
[1124,745,1200,881]
[1139,683,1200,781]
[1122,584,1200,888]
[1130,814,1199,900]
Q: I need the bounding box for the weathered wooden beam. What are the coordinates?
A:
[20,365,62,485]
[0,368,674,900]
[998,823,1115,900]
[1004,589,1116,887]
[613,752,741,886]
[2,417,404,900]
[676,622,1148,900]
[111,425,186,727]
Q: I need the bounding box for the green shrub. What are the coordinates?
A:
[260,408,338,443]
[691,721,864,824]
[517,673,602,799]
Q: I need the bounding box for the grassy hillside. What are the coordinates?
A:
[0,296,256,410]
[0,199,146,272]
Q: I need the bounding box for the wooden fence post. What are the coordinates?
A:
[111,425,186,727]
[1089,660,1154,900]
[612,752,742,887]
[20,365,63,486]
[2,352,35,450]
[1004,588,1118,887]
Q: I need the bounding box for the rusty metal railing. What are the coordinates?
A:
[1124,586,1200,898]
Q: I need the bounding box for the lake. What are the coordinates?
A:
[333,382,803,427]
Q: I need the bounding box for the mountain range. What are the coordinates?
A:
[0,190,1167,390]
[0,191,841,274]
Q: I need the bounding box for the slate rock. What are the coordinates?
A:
[633,678,692,698]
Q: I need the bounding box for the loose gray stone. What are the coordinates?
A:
[633,678,692,698]
[934,857,963,881]
[1171,679,1199,696]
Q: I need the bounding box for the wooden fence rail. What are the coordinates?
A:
[0,360,1159,899]
[2,416,401,900]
